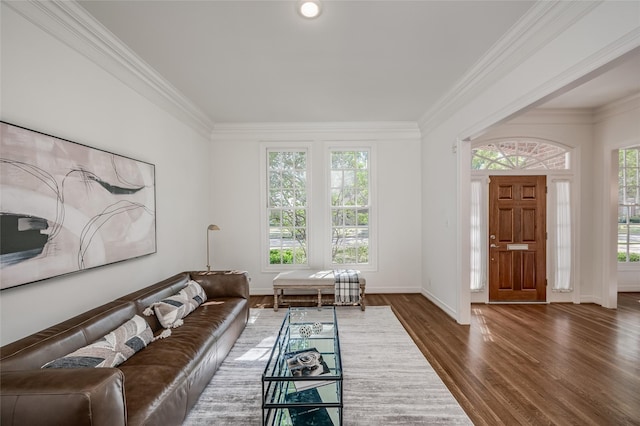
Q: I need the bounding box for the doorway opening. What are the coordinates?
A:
[469,138,574,304]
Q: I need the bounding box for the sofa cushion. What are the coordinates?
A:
[119,297,248,425]
[42,315,152,369]
[143,280,207,329]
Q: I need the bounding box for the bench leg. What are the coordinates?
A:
[273,288,279,312]
[317,289,322,308]
[360,283,366,311]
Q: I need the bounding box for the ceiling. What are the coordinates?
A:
[539,47,640,110]
[78,0,535,124]
[78,1,639,125]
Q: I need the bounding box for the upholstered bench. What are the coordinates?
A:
[272,270,366,311]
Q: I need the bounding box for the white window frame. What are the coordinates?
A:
[470,179,487,292]
[260,142,313,272]
[261,141,377,272]
[549,179,574,292]
[617,147,640,265]
[324,142,377,271]
[472,137,571,171]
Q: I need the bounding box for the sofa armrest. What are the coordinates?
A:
[190,270,250,300]
[1,368,126,426]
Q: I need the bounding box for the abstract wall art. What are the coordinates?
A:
[0,121,156,290]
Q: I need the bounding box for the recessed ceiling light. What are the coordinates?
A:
[298,0,322,19]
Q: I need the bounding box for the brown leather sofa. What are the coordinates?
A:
[0,270,250,426]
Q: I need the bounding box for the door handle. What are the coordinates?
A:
[490,244,500,248]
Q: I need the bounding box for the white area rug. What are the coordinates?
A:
[183,306,471,425]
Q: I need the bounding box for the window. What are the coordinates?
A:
[618,147,640,263]
[262,144,375,271]
[266,149,308,266]
[330,150,370,265]
[470,180,486,291]
[472,139,569,170]
[552,180,572,290]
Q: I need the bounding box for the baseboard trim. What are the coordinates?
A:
[580,295,602,304]
[420,289,458,321]
[618,285,640,292]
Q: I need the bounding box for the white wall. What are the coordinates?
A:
[420,1,640,323]
[0,6,211,345]
[209,126,423,295]
[421,131,459,317]
[594,94,640,293]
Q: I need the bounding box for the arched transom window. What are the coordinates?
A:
[472,139,570,170]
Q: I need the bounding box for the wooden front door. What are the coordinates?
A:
[489,175,546,302]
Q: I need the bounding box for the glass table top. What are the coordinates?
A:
[262,307,343,425]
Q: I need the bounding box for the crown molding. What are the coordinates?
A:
[5,0,214,138]
[211,121,421,142]
[594,91,640,123]
[508,108,595,125]
[461,28,640,142]
[418,1,601,135]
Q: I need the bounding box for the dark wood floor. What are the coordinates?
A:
[250,292,640,425]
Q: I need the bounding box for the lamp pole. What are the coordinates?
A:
[206,224,220,272]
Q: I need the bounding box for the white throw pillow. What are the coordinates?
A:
[42,315,153,369]
[143,280,207,329]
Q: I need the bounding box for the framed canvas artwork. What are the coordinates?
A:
[0,121,156,290]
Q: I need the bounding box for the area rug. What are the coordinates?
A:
[183,306,472,425]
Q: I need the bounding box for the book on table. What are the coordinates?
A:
[284,347,332,391]
[285,387,333,426]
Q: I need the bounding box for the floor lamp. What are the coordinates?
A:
[206,224,220,272]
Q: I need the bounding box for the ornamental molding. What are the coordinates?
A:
[594,91,640,123]
[507,108,595,125]
[211,122,421,142]
[418,1,602,135]
[5,0,214,138]
[460,27,640,142]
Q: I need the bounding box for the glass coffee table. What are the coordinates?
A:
[262,307,343,426]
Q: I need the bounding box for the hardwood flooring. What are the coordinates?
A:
[249,292,640,425]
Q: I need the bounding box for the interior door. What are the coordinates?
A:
[489,175,546,302]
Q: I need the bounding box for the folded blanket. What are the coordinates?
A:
[334,269,360,304]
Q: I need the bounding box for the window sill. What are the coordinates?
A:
[617,263,640,271]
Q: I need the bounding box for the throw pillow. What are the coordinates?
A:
[143,280,207,329]
[42,315,153,369]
